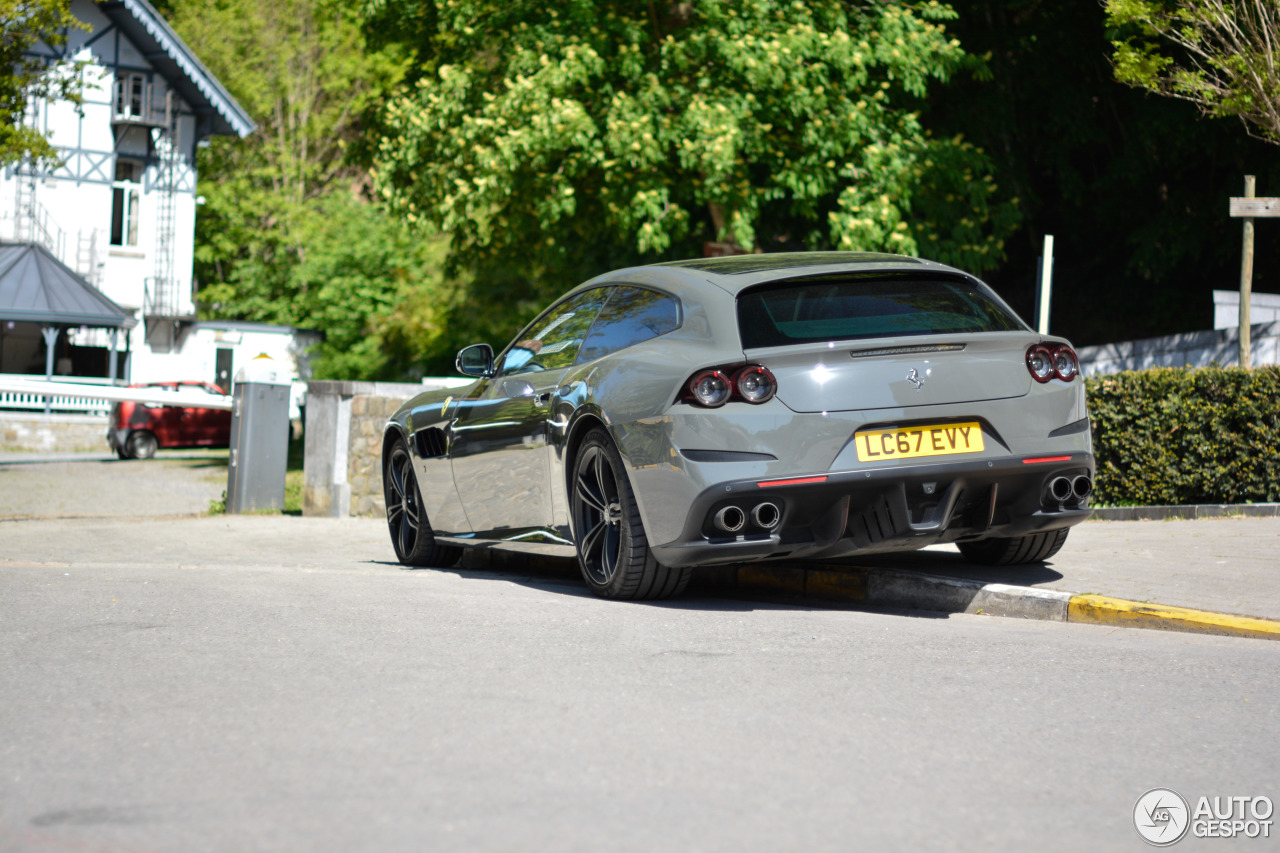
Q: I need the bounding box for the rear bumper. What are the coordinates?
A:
[650,452,1094,568]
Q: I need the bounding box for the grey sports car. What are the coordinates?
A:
[382,252,1093,599]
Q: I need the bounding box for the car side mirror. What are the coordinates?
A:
[456,343,495,377]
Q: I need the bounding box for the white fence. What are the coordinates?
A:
[0,376,233,414]
[1076,322,1280,376]
[0,375,114,414]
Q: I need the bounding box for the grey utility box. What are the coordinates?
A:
[226,355,292,513]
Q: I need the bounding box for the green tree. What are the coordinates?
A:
[372,0,1018,335]
[164,0,458,378]
[1,0,84,167]
[921,0,1280,347]
[1107,0,1280,145]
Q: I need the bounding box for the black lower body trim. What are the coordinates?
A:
[650,453,1095,568]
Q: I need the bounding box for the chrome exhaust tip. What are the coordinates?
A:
[714,505,746,533]
[1072,475,1093,500]
[751,501,781,530]
[1048,476,1073,503]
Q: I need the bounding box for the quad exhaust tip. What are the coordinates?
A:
[713,505,746,533]
[751,501,781,530]
[1072,475,1093,500]
[1048,476,1073,503]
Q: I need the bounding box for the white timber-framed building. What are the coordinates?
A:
[1,0,316,416]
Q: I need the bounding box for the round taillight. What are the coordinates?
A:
[688,370,732,407]
[1052,346,1079,381]
[734,366,776,404]
[1026,346,1054,383]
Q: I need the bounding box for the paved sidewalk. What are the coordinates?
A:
[0,452,228,519]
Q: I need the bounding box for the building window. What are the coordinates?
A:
[111,161,142,246]
[114,73,149,122]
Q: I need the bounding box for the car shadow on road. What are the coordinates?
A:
[371,554,963,616]
[833,548,1066,586]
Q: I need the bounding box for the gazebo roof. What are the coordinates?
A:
[0,243,136,328]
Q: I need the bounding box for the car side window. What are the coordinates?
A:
[576,286,681,363]
[498,288,611,376]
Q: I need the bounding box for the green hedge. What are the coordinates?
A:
[1085,366,1280,506]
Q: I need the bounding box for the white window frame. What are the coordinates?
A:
[114,72,150,122]
[111,160,143,247]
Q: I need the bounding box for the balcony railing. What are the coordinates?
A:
[0,374,114,415]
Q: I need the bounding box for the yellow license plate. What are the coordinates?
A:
[855,422,985,462]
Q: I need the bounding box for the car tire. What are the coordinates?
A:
[957,529,1070,566]
[571,428,692,600]
[384,438,462,568]
[125,430,158,460]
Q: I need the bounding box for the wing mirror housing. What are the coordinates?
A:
[456,343,495,378]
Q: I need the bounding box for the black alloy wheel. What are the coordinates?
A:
[384,438,461,567]
[570,428,691,600]
[574,438,624,586]
[125,430,158,460]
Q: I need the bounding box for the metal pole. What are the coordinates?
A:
[1038,235,1054,335]
[1239,176,1256,368]
[108,328,119,384]
[41,326,58,414]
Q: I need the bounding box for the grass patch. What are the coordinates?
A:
[285,468,302,514]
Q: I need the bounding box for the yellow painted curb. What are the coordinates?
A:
[804,568,868,600]
[1068,595,1280,641]
[737,566,805,595]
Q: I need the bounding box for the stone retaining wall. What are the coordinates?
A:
[0,412,108,453]
[346,394,402,519]
[303,379,468,518]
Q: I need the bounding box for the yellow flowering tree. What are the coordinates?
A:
[373,0,1018,319]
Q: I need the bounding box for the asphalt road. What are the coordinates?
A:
[3,511,1279,852]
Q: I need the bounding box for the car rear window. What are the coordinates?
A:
[736,274,1024,348]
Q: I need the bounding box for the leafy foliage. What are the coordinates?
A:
[927,0,1280,347]
[372,0,1019,332]
[0,0,85,167]
[1087,366,1280,505]
[1107,0,1280,145]
[164,0,459,378]
[196,188,455,379]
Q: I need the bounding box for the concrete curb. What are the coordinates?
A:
[468,549,1280,642]
[1090,503,1280,520]
[710,563,1280,641]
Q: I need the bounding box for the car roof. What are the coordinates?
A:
[580,252,977,301]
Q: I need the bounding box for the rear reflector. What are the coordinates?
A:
[756,475,828,487]
[1022,456,1072,464]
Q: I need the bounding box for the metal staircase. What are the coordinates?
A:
[75,230,102,288]
[146,90,180,319]
[13,169,36,243]
[143,90,186,351]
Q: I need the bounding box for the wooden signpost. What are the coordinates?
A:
[1228,176,1280,368]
